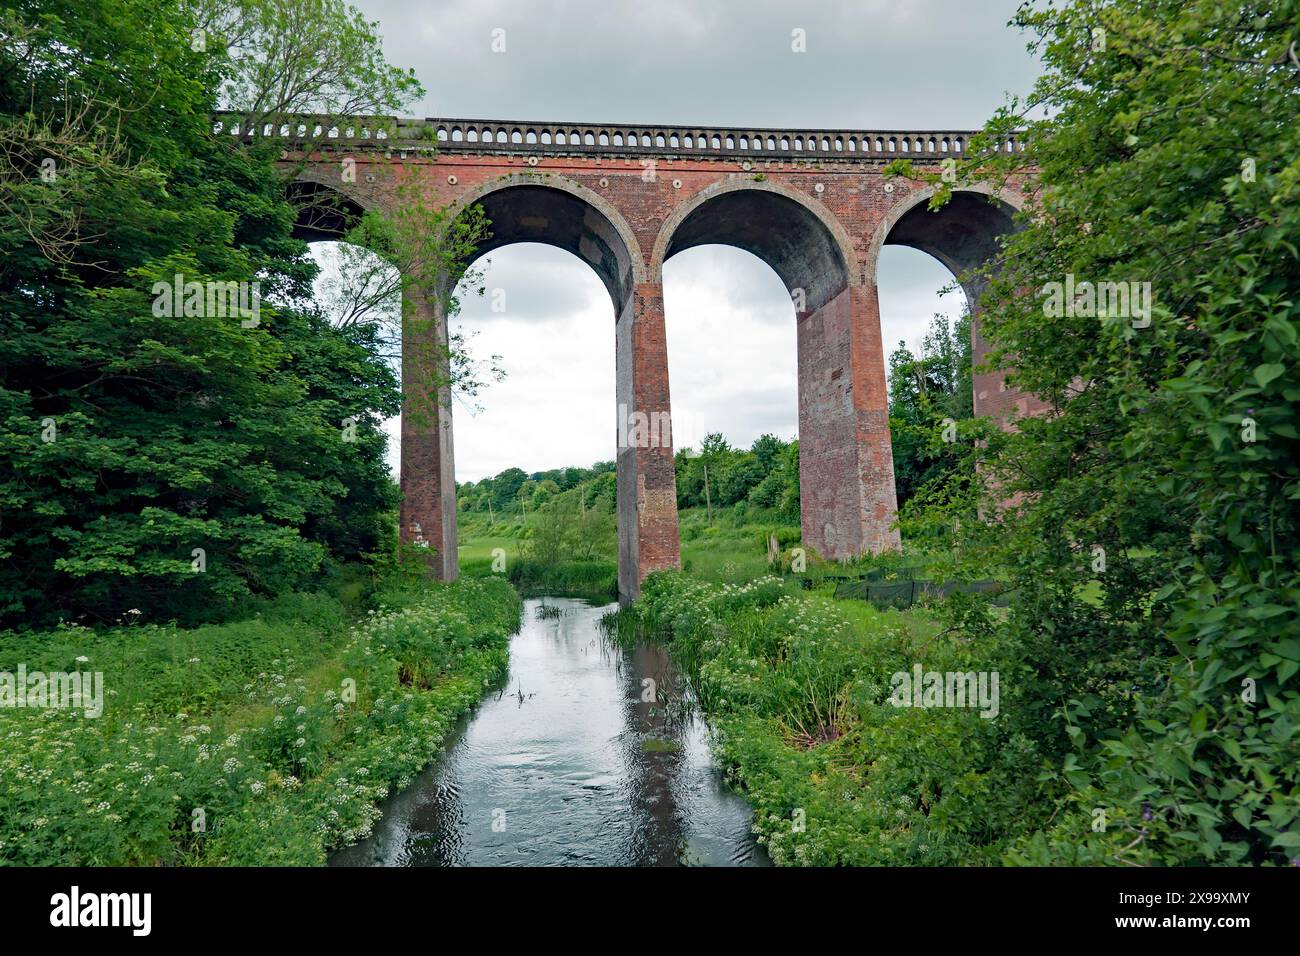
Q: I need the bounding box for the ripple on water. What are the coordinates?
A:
[329,596,769,868]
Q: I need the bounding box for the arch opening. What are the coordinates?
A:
[458,184,637,314]
[287,179,367,244]
[662,245,799,461]
[306,237,403,476]
[661,187,851,314]
[882,191,1018,301]
[875,188,1036,500]
[449,243,616,486]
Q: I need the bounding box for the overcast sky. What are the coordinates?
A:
[318,0,1043,481]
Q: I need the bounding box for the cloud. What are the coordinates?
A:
[877,245,969,358]
[354,0,1039,127]
[457,243,605,321]
[334,0,1041,480]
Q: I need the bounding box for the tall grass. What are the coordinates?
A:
[625,571,1041,865]
[505,558,616,599]
[0,575,521,865]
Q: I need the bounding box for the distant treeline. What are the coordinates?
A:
[457,433,801,524]
[457,310,975,527]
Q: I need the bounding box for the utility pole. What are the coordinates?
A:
[686,444,713,524]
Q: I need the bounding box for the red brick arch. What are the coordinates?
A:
[866,184,1044,425]
[446,172,649,307]
[649,177,861,288]
[240,114,1033,599]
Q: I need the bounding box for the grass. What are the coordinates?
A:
[456,534,521,566]
[457,509,617,599]
[0,572,521,865]
[503,558,616,599]
[616,571,1033,865]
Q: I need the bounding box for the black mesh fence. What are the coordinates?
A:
[831,577,1009,610]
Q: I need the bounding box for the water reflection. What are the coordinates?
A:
[330,597,768,867]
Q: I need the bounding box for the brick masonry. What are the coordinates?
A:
[268,119,1034,601]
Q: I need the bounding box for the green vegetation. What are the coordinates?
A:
[504,558,617,600]
[675,433,800,523]
[616,572,1021,865]
[887,311,975,517]
[0,574,521,865]
[620,0,1300,869]
[0,0,491,629]
[456,507,617,599]
[903,0,1299,866]
[0,0,522,867]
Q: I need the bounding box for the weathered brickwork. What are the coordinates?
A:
[615,282,681,601]
[228,114,1034,601]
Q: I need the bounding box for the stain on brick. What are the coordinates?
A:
[280,132,1035,595]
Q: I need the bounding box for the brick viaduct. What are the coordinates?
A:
[214,113,1039,602]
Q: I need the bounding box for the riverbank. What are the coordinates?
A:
[618,571,1040,865]
[0,576,521,865]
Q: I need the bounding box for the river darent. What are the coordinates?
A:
[330,596,768,867]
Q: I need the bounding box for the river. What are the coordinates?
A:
[330,596,769,867]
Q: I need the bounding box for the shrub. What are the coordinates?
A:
[631,572,1044,865]
[0,576,521,865]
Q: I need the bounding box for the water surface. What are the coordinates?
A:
[331,596,768,867]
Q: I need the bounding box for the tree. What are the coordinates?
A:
[194,0,502,412]
[195,0,423,126]
[490,468,528,512]
[887,311,974,510]
[0,0,421,626]
[525,492,615,564]
[890,0,1300,865]
[530,478,560,507]
[751,433,784,472]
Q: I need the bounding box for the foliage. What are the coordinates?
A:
[505,558,617,600]
[625,571,1044,865]
[888,0,1300,864]
[526,492,615,563]
[675,433,800,522]
[459,461,617,516]
[308,186,499,411]
[888,311,975,510]
[199,0,424,123]
[0,0,447,627]
[0,575,520,865]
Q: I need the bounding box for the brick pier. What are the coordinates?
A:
[219,113,1032,601]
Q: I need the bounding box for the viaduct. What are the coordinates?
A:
[213,113,1041,602]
